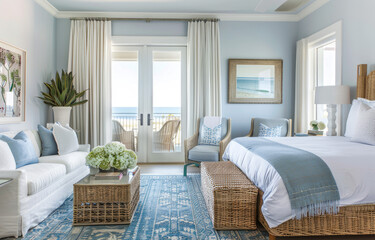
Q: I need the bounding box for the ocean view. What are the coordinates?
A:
[236,77,275,98]
[112,107,181,116]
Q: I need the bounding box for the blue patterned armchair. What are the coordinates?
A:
[246,118,292,137]
[184,117,231,176]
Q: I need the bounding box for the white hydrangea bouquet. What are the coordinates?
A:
[86,142,137,171]
[310,120,326,131]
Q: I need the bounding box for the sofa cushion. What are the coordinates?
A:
[38,124,58,156]
[39,151,87,173]
[188,145,220,162]
[0,131,39,168]
[53,123,79,155]
[18,163,66,195]
[0,130,42,157]
[0,140,16,170]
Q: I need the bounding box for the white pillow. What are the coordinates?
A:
[358,98,375,108]
[350,106,375,145]
[345,100,374,137]
[0,140,16,170]
[52,123,79,155]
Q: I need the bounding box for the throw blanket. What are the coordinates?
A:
[234,137,340,218]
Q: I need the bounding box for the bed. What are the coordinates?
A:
[223,64,375,239]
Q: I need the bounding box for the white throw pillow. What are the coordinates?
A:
[52,123,79,155]
[358,98,375,108]
[350,106,375,145]
[345,100,373,137]
[0,140,16,170]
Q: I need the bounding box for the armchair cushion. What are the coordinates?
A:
[258,123,283,137]
[188,145,220,162]
[252,118,289,137]
[198,117,228,146]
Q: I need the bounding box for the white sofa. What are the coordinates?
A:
[0,130,90,238]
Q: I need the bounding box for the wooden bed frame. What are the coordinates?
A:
[258,64,375,239]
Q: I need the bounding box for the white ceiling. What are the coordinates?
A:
[35,0,330,21]
[47,0,314,14]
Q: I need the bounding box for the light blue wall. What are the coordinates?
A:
[298,0,375,133]
[55,20,298,137]
[56,19,71,72]
[0,0,56,132]
[220,22,298,137]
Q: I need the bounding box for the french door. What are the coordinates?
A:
[111,46,187,163]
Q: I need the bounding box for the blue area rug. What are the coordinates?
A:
[17,175,268,240]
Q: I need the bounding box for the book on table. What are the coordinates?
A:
[94,166,139,180]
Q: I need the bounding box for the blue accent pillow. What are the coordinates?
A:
[258,123,282,137]
[0,131,38,168]
[199,124,222,146]
[38,124,58,156]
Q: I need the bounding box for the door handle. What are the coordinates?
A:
[147,114,153,126]
[139,114,143,126]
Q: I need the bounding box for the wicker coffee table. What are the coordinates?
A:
[73,168,140,226]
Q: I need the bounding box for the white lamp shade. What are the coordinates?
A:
[315,85,351,104]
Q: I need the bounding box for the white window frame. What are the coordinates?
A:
[306,21,342,134]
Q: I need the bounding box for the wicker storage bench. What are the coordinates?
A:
[201,161,258,230]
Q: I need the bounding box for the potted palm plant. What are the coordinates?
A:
[39,70,88,125]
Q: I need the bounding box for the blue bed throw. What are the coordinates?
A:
[234,137,340,218]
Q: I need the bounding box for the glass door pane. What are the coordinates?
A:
[151,50,182,153]
[111,51,139,152]
[316,41,336,126]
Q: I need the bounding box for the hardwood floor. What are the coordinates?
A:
[138,163,200,175]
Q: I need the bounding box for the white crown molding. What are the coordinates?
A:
[34,0,58,16]
[35,0,329,22]
[56,11,299,22]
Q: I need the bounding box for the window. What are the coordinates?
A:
[307,21,342,133]
[315,41,336,127]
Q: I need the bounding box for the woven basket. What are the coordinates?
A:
[201,161,258,230]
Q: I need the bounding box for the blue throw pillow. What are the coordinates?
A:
[199,124,222,146]
[0,131,39,168]
[258,123,282,137]
[38,124,58,156]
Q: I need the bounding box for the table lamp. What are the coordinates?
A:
[315,85,350,136]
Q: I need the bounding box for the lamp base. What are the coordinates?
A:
[326,104,337,136]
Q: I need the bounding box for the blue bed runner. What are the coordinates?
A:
[234,137,340,218]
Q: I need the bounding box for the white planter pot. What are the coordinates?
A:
[52,106,72,126]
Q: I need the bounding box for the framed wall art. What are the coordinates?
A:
[228,59,282,104]
[0,40,26,123]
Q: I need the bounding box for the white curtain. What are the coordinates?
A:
[294,38,314,133]
[187,20,222,136]
[68,20,112,147]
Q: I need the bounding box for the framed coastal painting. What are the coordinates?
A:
[0,41,26,123]
[228,59,282,104]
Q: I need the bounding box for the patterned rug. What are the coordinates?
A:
[16,175,268,240]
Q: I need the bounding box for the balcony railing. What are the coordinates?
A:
[112,113,181,152]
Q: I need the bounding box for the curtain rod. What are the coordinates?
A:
[70,17,220,22]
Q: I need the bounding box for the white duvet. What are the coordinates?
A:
[222,136,375,228]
